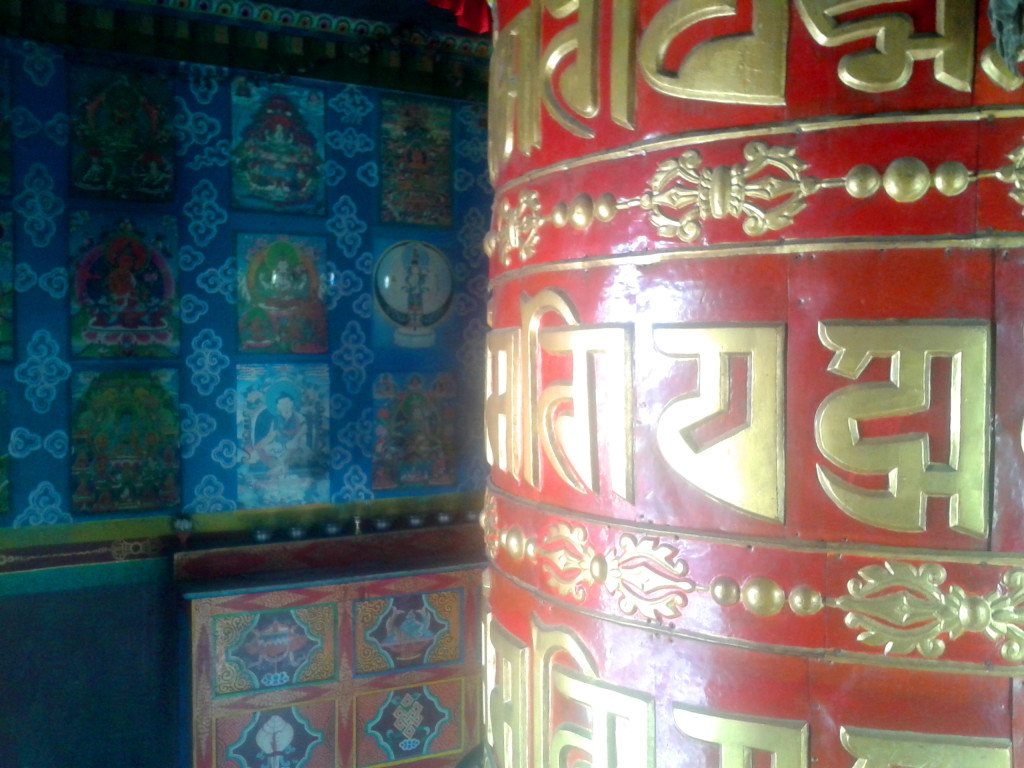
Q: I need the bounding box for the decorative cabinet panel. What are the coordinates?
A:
[181,529,484,768]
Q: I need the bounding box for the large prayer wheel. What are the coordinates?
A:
[482,0,1024,764]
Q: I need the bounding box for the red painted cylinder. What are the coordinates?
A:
[483,0,1024,764]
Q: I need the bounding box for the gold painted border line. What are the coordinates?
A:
[486,483,1024,567]
[494,105,1024,197]
[492,568,1024,678]
[488,233,1024,288]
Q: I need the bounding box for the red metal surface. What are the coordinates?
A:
[485,0,1024,763]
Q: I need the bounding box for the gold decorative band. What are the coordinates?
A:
[486,110,1024,276]
[494,106,1024,198]
[487,232,1024,288]
[483,486,1024,675]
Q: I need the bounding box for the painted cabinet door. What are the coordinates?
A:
[188,566,483,768]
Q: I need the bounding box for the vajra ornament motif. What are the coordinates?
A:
[836,562,1024,662]
[486,134,1024,264]
[641,141,820,242]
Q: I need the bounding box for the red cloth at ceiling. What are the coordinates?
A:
[427,0,492,35]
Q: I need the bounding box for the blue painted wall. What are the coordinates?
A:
[0,36,490,533]
[0,32,490,768]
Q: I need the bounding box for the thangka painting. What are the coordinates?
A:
[0,59,11,197]
[372,373,458,489]
[231,78,325,215]
[70,213,179,358]
[380,97,452,227]
[354,590,462,676]
[69,65,175,201]
[373,240,454,349]
[71,369,180,515]
[237,233,328,355]
[0,212,13,361]
[237,364,330,508]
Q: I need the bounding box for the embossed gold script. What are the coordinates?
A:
[532,617,656,767]
[638,0,788,105]
[542,0,600,138]
[489,2,541,177]
[483,613,529,768]
[486,327,521,478]
[489,293,995,535]
[489,0,984,176]
[673,705,809,767]
[483,613,1008,765]
[840,726,1011,768]
[484,288,634,502]
[794,0,976,93]
[814,321,990,538]
[653,324,785,522]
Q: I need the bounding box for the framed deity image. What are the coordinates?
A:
[236,233,328,355]
[69,65,175,201]
[372,372,458,490]
[236,363,330,508]
[71,368,180,515]
[372,240,454,350]
[380,97,453,227]
[70,212,179,358]
[231,78,326,215]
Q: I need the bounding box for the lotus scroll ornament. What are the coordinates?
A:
[836,561,1024,662]
[640,141,820,242]
[536,523,695,621]
[997,139,1024,211]
[490,189,542,265]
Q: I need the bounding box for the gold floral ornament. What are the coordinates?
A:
[836,561,1024,662]
[639,141,820,242]
[480,490,499,559]
[534,523,695,621]
[485,189,543,266]
[996,139,1024,212]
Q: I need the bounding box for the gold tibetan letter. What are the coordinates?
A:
[484,613,529,768]
[610,0,638,129]
[533,618,655,768]
[840,725,1011,768]
[673,704,808,767]
[489,2,542,180]
[653,325,785,522]
[522,289,634,502]
[638,0,789,105]
[486,327,521,478]
[794,0,976,92]
[815,321,990,538]
[541,0,600,138]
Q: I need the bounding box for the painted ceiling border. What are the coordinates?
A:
[109,0,493,56]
